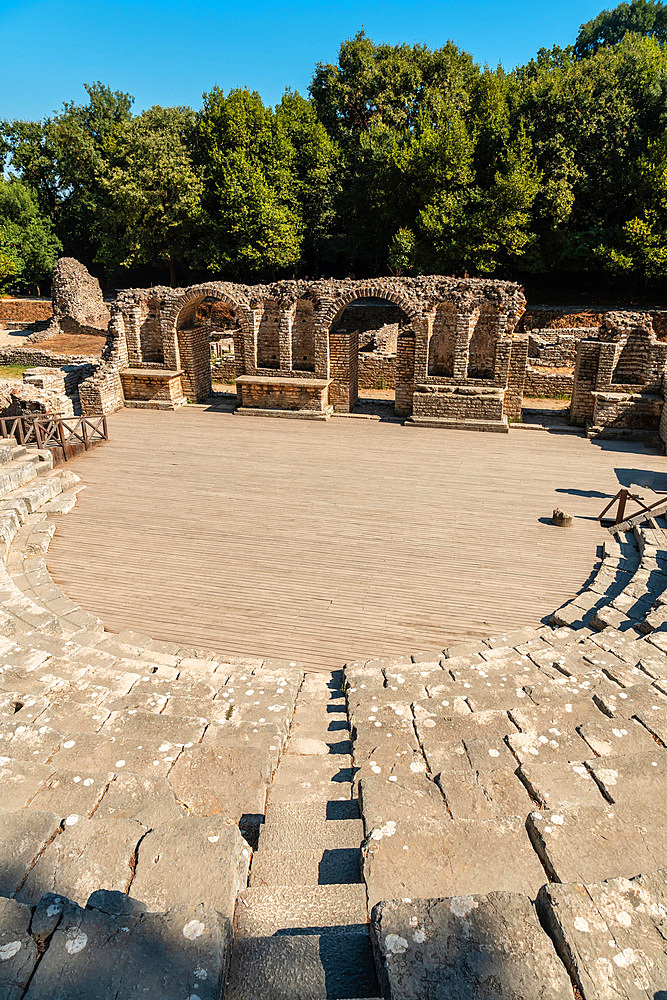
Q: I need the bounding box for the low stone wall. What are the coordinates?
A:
[411,384,505,422]
[0,347,99,368]
[236,376,331,412]
[211,357,237,382]
[79,370,125,416]
[0,298,52,325]
[591,391,662,434]
[524,368,574,397]
[358,354,396,390]
[120,369,185,408]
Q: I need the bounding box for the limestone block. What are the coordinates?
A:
[538,869,667,1000]
[363,815,546,909]
[587,751,667,805]
[0,896,38,999]
[131,816,250,918]
[577,719,657,756]
[168,745,271,822]
[16,816,143,906]
[49,733,182,777]
[24,899,231,1000]
[527,802,667,884]
[94,773,184,827]
[28,768,112,819]
[0,807,61,897]
[0,757,53,810]
[517,760,606,810]
[372,892,573,1000]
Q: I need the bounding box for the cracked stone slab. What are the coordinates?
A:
[509,700,605,731]
[507,727,591,764]
[16,816,142,906]
[577,719,658,757]
[24,898,232,1000]
[517,760,606,810]
[0,757,53,810]
[1,724,64,763]
[94,773,184,827]
[363,815,546,910]
[0,807,60,897]
[586,751,667,805]
[28,768,112,818]
[0,896,38,999]
[100,709,206,745]
[437,764,533,820]
[168,745,271,820]
[49,732,183,777]
[372,892,573,1000]
[358,774,448,836]
[34,699,110,734]
[538,868,667,999]
[527,802,667,884]
[131,816,250,919]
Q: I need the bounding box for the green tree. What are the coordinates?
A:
[95,106,203,286]
[194,87,302,278]
[575,0,667,58]
[0,179,61,293]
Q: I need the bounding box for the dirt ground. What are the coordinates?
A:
[23,334,106,357]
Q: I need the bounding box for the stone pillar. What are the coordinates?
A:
[453,310,478,380]
[315,298,334,379]
[125,307,142,365]
[505,335,528,420]
[328,329,358,412]
[570,340,601,424]
[413,314,432,382]
[163,315,179,370]
[278,306,294,372]
[395,330,416,417]
[597,342,617,389]
[493,312,511,383]
[245,308,263,375]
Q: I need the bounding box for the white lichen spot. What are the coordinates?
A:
[596,769,618,786]
[182,920,205,940]
[574,916,590,932]
[613,948,637,968]
[208,835,219,844]
[115,760,126,768]
[83,778,94,787]
[551,814,564,825]
[65,814,79,826]
[194,967,208,979]
[384,934,408,956]
[450,895,477,918]
[63,740,76,749]
[413,929,426,943]
[0,941,21,961]
[65,931,88,955]
[409,760,426,772]
[488,748,500,757]
[616,910,632,927]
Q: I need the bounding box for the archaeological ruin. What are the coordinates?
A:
[0,265,667,998]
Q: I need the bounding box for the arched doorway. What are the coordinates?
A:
[174,290,246,402]
[327,295,416,417]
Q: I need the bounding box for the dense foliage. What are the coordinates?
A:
[3,1,667,292]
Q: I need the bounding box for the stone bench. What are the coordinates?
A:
[235,375,332,419]
[120,368,185,410]
[407,384,508,432]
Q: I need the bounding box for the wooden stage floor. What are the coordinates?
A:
[46,407,667,670]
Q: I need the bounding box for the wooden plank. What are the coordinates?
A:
[45,408,667,669]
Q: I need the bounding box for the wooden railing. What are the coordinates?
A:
[0,414,108,460]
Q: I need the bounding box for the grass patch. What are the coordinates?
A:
[0,365,30,380]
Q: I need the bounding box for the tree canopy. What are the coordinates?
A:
[3,3,667,293]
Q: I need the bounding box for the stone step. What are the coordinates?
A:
[264,799,360,825]
[234,884,369,937]
[250,846,362,886]
[258,817,364,852]
[225,932,378,1000]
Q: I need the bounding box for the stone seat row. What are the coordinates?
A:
[343,617,667,997]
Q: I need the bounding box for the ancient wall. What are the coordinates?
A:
[524,368,574,398]
[358,355,396,390]
[0,298,52,326]
[427,302,457,377]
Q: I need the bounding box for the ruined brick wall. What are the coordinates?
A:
[505,337,529,420]
[237,377,329,411]
[177,324,210,402]
[395,331,416,417]
[524,368,574,397]
[592,391,662,433]
[412,386,505,421]
[329,331,358,412]
[358,355,396,390]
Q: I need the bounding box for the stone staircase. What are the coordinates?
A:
[0,429,665,996]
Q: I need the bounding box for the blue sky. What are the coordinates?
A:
[1,0,604,120]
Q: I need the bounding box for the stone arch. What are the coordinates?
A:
[321,284,420,414]
[166,284,250,402]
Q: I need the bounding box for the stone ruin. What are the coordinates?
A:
[87,275,528,430]
[38,256,110,341]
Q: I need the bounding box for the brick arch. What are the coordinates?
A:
[165,284,251,402]
[318,284,422,333]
